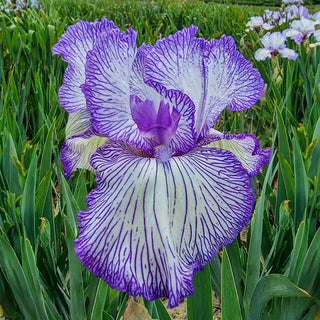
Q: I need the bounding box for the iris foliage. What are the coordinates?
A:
[0,1,319,319]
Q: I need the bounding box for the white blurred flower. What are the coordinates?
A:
[246,16,273,32]
[255,32,298,61]
[284,17,316,44]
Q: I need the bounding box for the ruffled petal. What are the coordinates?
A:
[144,26,264,138]
[52,19,118,113]
[74,140,255,307]
[61,130,108,178]
[279,48,298,60]
[81,28,153,150]
[254,48,272,61]
[129,44,162,105]
[199,129,271,177]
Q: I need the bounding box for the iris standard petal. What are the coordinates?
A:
[81,28,154,151]
[200,129,271,177]
[129,44,162,106]
[52,19,118,113]
[74,140,255,307]
[144,26,264,138]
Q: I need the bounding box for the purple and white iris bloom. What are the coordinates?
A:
[284,5,310,21]
[282,0,303,5]
[53,19,270,307]
[255,32,298,61]
[284,17,316,44]
[246,16,273,32]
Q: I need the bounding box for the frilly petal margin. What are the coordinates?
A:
[199,129,271,178]
[52,19,118,113]
[74,140,255,307]
[144,26,264,138]
[61,130,108,178]
[81,28,152,150]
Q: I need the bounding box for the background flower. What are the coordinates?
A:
[254,32,298,61]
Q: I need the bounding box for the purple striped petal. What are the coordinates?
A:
[74,140,254,307]
[82,30,196,154]
[52,19,118,113]
[81,28,153,150]
[199,129,271,177]
[143,26,264,138]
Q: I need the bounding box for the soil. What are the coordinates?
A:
[163,293,221,320]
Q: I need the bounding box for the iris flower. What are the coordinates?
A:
[53,19,270,307]
[255,32,298,61]
[246,16,273,32]
[284,17,316,44]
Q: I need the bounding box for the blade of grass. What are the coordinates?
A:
[187,264,213,320]
[243,153,276,313]
[221,248,242,320]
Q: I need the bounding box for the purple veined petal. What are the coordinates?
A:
[199,129,271,178]
[143,26,264,139]
[266,32,287,50]
[61,130,108,178]
[279,47,298,60]
[129,44,162,106]
[152,86,197,154]
[81,28,154,151]
[75,140,255,307]
[52,19,119,113]
[254,48,272,61]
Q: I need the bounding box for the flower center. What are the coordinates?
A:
[130,95,181,147]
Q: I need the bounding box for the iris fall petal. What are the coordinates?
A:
[75,141,255,307]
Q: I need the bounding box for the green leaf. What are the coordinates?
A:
[248,274,312,320]
[308,117,320,180]
[0,234,40,319]
[64,218,86,320]
[288,221,309,282]
[20,149,37,245]
[154,299,172,320]
[187,264,213,320]
[20,238,49,319]
[293,136,309,227]
[221,248,242,320]
[39,119,55,181]
[1,132,21,195]
[90,279,110,320]
[298,227,320,293]
[243,153,275,313]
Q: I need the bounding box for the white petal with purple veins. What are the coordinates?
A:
[279,48,298,60]
[144,27,264,138]
[52,19,118,113]
[254,48,272,61]
[81,29,151,150]
[74,141,254,307]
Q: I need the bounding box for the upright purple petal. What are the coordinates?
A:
[143,26,264,138]
[81,28,153,151]
[52,19,118,112]
[75,140,254,307]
